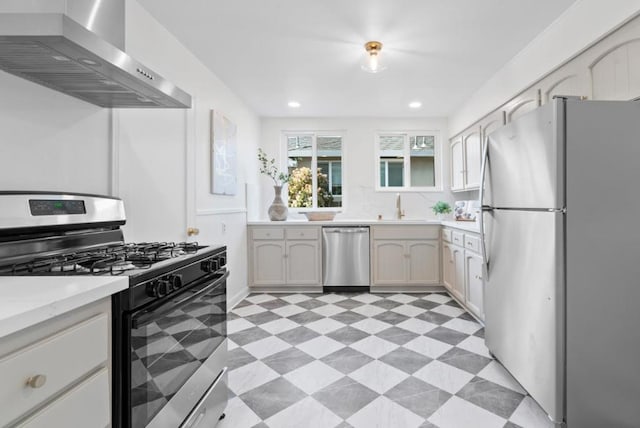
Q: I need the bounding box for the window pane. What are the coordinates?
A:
[387,161,404,187]
[317,136,342,207]
[379,135,405,188]
[287,135,313,208]
[410,135,435,186]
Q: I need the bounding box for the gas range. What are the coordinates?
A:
[0,192,228,428]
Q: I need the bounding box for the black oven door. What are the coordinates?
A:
[127,270,228,428]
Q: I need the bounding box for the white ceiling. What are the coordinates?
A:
[138,0,578,118]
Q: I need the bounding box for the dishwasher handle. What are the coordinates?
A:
[323,227,369,234]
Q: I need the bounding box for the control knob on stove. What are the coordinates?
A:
[146,279,170,298]
[201,258,219,273]
[168,274,183,291]
[219,255,227,267]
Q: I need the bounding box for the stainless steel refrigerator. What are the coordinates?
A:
[480,97,640,427]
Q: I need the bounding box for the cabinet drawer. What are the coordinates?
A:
[252,228,285,240]
[0,314,108,427]
[442,229,452,242]
[451,231,464,246]
[17,368,110,428]
[464,235,481,253]
[373,226,439,240]
[285,227,319,240]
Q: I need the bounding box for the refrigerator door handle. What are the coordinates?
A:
[479,135,490,277]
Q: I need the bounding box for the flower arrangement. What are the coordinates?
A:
[258,148,289,185]
[431,201,452,215]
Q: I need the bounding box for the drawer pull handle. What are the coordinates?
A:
[26,374,47,389]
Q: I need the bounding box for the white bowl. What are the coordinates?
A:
[303,211,337,221]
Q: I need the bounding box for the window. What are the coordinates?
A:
[376,132,441,191]
[286,133,343,209]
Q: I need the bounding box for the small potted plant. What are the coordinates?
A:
[432,201,452,220]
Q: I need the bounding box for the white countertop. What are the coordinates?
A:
[0,277,128,338]
[248,219,480,232]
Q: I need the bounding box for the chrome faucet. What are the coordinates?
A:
[395,193,405,219]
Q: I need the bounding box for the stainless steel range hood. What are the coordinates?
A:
[0,0,191,108]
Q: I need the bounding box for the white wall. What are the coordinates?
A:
[258,117,453,221]
[450,0,640,134]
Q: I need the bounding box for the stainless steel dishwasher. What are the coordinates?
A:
[322,226,370,290]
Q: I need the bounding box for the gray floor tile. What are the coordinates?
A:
[228,326,271,346]
[425,326,469,345]
[415,311,452,325]
[385,377,452,419]
[227,347,257,371]
[321,347,374,374]
[313,377,379,419]
[287,310,325,325]
[258,299,290,310]
[504,422,523,428]
[276,326,321,345]
[376,326,419,345]
[456,377,526,419]
[326,326,370,345]
[239,377,307,420]
[372,299,403,310]
[261,347,316,375]
[373,311,411,325]
[408,299,440,311]
[296,299,327,310]
[334,299,366,310]
[438,347,492,374]
[244,310,281,325]
[379,347,432,375]
[330,310,368,325]
[445,299,463,308]
[458,311,477,322]
[474,327,486,338]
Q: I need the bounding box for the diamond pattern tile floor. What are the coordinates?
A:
[221,292,553,428]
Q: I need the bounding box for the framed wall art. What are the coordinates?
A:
[210,110,238,195]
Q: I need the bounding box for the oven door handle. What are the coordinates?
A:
[132,270,229,329]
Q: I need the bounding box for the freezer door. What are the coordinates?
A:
[484,100,564,209]
[483,209,564,424]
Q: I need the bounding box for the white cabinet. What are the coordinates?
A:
[0,298,111,428]
[465,251,484,319]
[249,226,321,290]
[441,227,484,320]
[372,226,440,289]
[451,126,482,191]
[505,87,541,123]
[450,136,465,191]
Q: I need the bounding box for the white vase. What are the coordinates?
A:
[268,185,288,221]
[437,213,446,221]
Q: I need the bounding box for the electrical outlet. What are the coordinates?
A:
[221,223,226,234]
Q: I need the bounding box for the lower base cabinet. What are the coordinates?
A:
[249,226,321,289]
[442,227,485,321]
[0,298,111,427]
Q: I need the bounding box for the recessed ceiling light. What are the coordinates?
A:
[288,101,301,108]
[409,101,422,109]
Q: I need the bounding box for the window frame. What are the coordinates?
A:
[374,130,442,192]
[282,131,345,211]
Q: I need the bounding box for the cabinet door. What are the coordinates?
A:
[480,110,505,153]
[465,251,485,320]
[463,128,482,189]
[407,241,439,284]
[451,245,465,301]
[591,39,640,101]
[450,137,465,191]
[505,88,541,123]
[373,241,406,284]
[442,242,455,293]
[286,240,320,285]
[252,241,286,285]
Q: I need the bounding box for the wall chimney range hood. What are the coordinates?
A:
[0,0,192,108]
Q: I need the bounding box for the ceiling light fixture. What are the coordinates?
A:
[288,101,301,108]
[409,101,422,109]
[361,41,386,73]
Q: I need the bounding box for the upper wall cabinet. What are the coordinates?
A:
[505,87,541,123]
[480,110,506,151]
[590,39,640,101]
[451,126,482,192]
[539,56,590,104]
